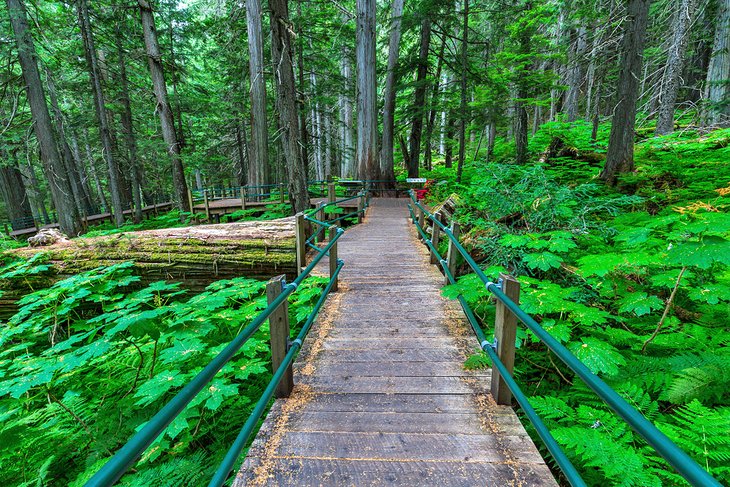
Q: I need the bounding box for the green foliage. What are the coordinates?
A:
[0,261,326,485]
[435,123,730,485]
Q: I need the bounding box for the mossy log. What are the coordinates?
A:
[1,218,297,316]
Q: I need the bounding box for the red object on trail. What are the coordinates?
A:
[415,189,428,200]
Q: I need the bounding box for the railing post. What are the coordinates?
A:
[357,191,364,223]
[430,211,442,264]
[203,189,210,221]
[279,182,285,204]
[187,189,194,216]
[295,212,306,275]
[417,206,425,241]
[329,226,338,292]
[491,274,521,405]
[444,220,460,285]
[266,275,294,398]
[240,187,247,210]
[317,202,326,242]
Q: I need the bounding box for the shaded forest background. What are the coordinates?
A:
[0,0,728,235]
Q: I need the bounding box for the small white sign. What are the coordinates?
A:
[406,178,427,183]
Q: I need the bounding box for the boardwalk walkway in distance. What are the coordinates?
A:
[235,198,557,486]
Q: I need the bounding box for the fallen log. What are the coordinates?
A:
[1,218,297,316]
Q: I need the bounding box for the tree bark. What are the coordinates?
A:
[444,113,455,168]
[655,0,696,135]
[602,0,651,184]
[704,0,730,127]
[424,35,446,171]
[356,0,379,182]
[0,155,34,230]
[82,128,109,213]
[138,0,189,211]
[115,18,144,223]
[270,0,308,213]
[246,0,270,187]
[408,16,432,178]
[379,0,404,185]
[6,0,81,236]
[234,120,249,186]
[78,0,125,226]
[340,41,355,177]
[564,27,587,122]
[456,0,469,180]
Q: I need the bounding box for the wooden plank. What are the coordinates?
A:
[314,348,467,363]
[297,376,478,394]
[270,431,507,462]
[297,361,487,378]
[235,458,551,487]
[285,411,486,434]
[296,393,479,414]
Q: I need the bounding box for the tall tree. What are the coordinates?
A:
[355,0,378,182]
[407,14,432,178]
[0,155,33,229]
[457,0,469,180]
[138,0,189,211]
[655,0,696,135]
[78,0,125,226]
[5,0,81,236]
[246,0,270,188]
[114,16,144,223]
[601,0,651,184]
[269,0,308,212]
[704,0,730,127]
[380,0,404,185]
[340,37,355,178]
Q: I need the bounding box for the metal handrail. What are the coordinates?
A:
[86,229,345,486]
[407,191,721,487]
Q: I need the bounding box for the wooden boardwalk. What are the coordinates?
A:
[235,198,557,486]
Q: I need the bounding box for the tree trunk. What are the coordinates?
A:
[246,0,270,188]
[69,131,95,213]
[380,0,405,185]
[444,113,455,169]
[295,0,310,178]
[655,0,696,135]
[44,67,93,217]
[424,35,446,171]
[601,0,651,184]
[457,0,469,180]
[564,27,587,122]
[0,155,34,230]
[514,3,530,165]
[78,0,125,226]
[704,0,730,127]
[83,129,109,213]
[234,121,248,186]
[356,0,379,182]
[138,0,189,211]
[6,0,81,236]
[340,42,355,177]
[270,0,308,213]
[408,16,432,178]
[115,19,144,223]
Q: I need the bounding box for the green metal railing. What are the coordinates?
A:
[86,224,346,486]
[407,191,722,487]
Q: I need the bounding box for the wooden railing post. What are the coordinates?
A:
[491,274,521,405]
[329,226,338,292]
[266,275,294,398]
[240,187,247,210]
[203,189,210,221]
[430,211,442,265]
[295,212,306,275]
[357,191,364,223]
[279,182,285,204]
[187,189,194,216]
[444,221,460,285]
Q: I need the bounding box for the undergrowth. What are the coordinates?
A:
[0,259,325,485]
[430,125,730,485]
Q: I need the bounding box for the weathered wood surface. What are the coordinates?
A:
[1,218,297,317]
[235,198,557,486]
[192,197,359,216]
[8,202,174,238]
